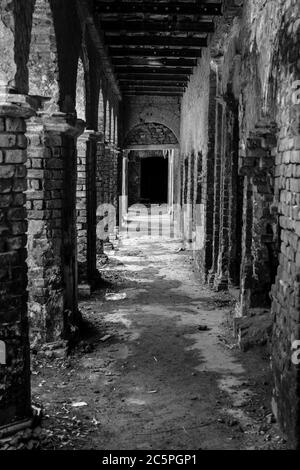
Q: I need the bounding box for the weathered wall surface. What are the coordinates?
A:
[180,51,210,158]
[0,0,36,428]
[180,51,216,278]
[222,0,300,447]
[125,123,178,148]
[179,0,300,447]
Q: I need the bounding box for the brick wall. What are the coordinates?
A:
[180,0,300,447]
[96,143,119,245]
[27,115,84,343]
[0,99,34,427]
[125,123,178,147]
[180,50,217,279]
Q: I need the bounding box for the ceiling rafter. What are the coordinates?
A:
[95,2,223,16]
[115,66,193,75]
[107,37,208,48]
[113,58,197,67]
[93,0,223,97]
[101,20,214,34]
[109,47,202,59]
[118,74,190,82]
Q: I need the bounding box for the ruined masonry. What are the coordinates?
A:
[0,0,300,449]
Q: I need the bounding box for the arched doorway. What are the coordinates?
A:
[123,122,179,209]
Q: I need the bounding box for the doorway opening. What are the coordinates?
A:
[140,156,168,205]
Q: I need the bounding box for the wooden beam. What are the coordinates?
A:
[123,91,183,97]
[109,47,202,58]
[120,80,187,87]
[118,74,189,82]
[121,86,186,93]
[95,2,222,16]
[107,36,208,48]
[101,20,214,33]
[113,58,196,67]
[115,66,192,75]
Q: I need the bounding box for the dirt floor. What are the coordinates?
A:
[28,233,287,450]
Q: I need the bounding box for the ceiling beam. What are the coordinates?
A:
[115,66,192,75]
[118,74,189,82]
[123,91,183,97]
[101,20,214,33]
[107,36,208,48]
[113,58,196,67]
[121,87,186,93]
[120,80,187,87]
[95,2,222,16]
[109,47,202,58]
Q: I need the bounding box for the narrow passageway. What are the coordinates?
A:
[31,225,285,450]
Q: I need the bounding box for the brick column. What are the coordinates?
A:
[0,91,35,428]
[208,100,224,285]
[214,99,231,291]
[239,123,278,315]
[96,136,105,254]
[26,111,84,344]
[110,144,120,240]
[77,131,102,296]
[214,92,238,291]
[119,152,129,228]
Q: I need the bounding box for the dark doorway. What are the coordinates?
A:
[140,157,168,204]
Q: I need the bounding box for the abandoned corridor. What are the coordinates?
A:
[31,231,284,450]
[0,0,300,451]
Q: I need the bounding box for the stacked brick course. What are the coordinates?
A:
[96,142,119,245]
[26,113,84,343]
[77,131,101,290]
[0,93,35,427]
[178,0,300,447]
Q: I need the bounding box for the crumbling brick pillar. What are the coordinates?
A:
[183,152,193,246]
[77,130,102,295]
[203,70,217,280]
[214,96,234,291]
[96,136,105,254]
[26,112,84,344]
[239,123,278,315]
[119,151,129,228]
[209,100,224,285]
[95,141,119,248]
[0,90,35,427]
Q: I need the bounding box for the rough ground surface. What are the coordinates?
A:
[27,233,287,450]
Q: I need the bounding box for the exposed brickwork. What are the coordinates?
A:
[77,131,101,288]
[124,123,178,147]
[0,94,35,427]
[239,123,279,313]
[123,95,181,144]
[180,54,216,280]
[270,2,300,445]
[26,114,84,343]
[96,143,119,244]
[177,0,300,447]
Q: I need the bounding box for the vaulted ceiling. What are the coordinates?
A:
[93,0,223,97]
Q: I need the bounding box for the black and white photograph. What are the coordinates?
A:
[0,0,300,457]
